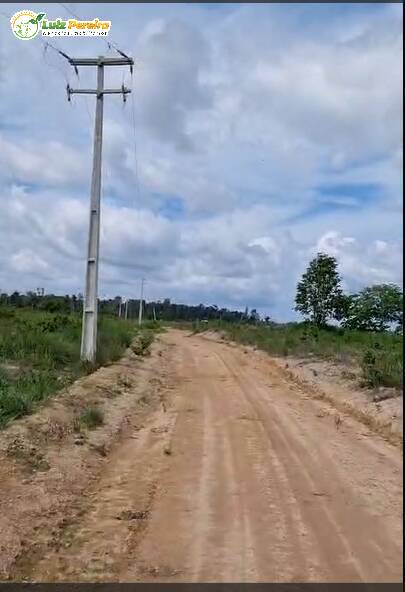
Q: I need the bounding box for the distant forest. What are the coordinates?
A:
[0,291,263,324]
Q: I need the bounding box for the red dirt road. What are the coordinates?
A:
[6,330,403,582]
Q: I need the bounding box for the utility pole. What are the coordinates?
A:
[125,299,128,320]
[66,56,133,363]
[138,278,145,326]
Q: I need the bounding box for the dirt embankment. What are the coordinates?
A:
[276,357,402,443]
[0,336,176,580]
[201,330,403,447]
[0,329,402,583]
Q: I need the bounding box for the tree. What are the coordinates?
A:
[249,309,260,324]
[295,253,343,327]
[333,293,353,322]
[9,291,22,307]
[342,284,403,332]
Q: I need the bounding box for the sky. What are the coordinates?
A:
[0,3,403,320]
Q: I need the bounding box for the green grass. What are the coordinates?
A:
[0,306,158,428]
[77,405,104,430]
[190,320,403,390]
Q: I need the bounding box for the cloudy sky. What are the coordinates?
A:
[0,3,402,320]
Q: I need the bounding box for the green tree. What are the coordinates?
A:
[249,308,260,324]
[343,284,403,332]
[295,253,343,327]
[334,293,353,322]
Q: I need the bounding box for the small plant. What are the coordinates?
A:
[6,436,50,471]
[360,350,380,387]
[131,331,154,356]
[117,375,132,389]
[360,348,402,389]
[78,405,104,430]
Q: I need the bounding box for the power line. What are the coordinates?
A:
[130,80,142,207]
[58,3,80,20]
[59,0,142,211]
[1,8,75,77]
[57,3,132,66]
[3,7,142,337]
[57,0,138,187]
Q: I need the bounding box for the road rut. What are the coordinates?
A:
[21,330,403,582]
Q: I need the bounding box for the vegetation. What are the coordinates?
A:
[192,320,403,390]
[295,252,344,326]
[0,251,402,429]
[295,254,403,334]
[0,306,148,428]
[0,291,254,324]
[360,347,402,389]
[77,405,104,430]
[342,284,403,332]
[131,330,155,356]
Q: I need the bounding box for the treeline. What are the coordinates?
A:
[1,254,403,333]
[0,292,258,324]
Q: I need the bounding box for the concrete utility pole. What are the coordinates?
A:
[138,278,145,326]
[66,56,133,363]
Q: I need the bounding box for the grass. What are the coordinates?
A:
[77,405,104,430]
[131,330,155,356]
[189,320,403,390]
[0,306,160,428]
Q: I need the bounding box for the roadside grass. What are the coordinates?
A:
[131,330,155,356]
[189,320,403,390]
[0,306,161,428]
[77,405,104,430]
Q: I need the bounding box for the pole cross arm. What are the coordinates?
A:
[68,87,131,95]
[69,57,134,67]
[67,85,131,101]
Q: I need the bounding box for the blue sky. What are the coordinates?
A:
[0,3,402,320]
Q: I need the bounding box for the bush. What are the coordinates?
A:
[361,348,403,389]
[131,330,154,355]
[78,405,104,429]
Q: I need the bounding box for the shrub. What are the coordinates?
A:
[131,330,154,356]
[78,405,104,429]
[360,348,403,389]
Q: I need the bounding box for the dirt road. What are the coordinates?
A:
[5,330,403,582]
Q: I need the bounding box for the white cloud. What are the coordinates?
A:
[0,3,402,319]
[314,230,402,292]
[0,134,88,188]
[11,250,49,274]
